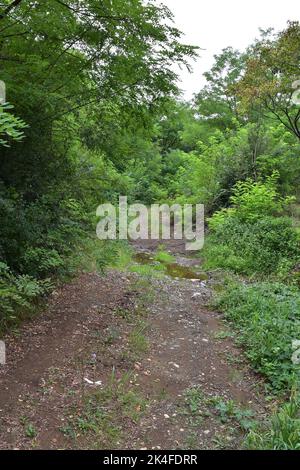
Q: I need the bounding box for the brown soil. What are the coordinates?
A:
[0,240,267,450]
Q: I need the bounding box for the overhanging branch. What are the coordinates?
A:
[0,0,24,20]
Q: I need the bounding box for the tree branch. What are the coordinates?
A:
[0,0,24,20]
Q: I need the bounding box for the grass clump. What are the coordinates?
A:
[153,249,175,264]
[129,262,165,278]
[246,391,300,450]
[128,322,149,355]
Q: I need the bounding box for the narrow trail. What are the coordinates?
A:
[0,240,267,450]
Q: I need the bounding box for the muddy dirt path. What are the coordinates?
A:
[0,240,267,450]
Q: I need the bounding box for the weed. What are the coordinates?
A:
[214,330,235,340]
[154,249,175,264]
[184,431,198,449]
[128,323,149,355]
[207,396,256,431]
[24,423,37,439]
[215,281,300,392]
[61,371,148,448]
[184,387,204,414]
[246,391,300,449]
[129,263,165,278]
[103,327,120,345]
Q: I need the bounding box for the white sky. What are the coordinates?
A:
[161,0,300,99]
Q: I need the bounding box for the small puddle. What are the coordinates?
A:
[134,252,208,281]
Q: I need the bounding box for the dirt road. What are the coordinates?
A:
[0,241,266,449]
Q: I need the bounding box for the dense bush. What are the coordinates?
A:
[204,216,300,276]
[205,174,299,276]
[215,281,300,391]
[208,172,295,229]
[0,186,87,271]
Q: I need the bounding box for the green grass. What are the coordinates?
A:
[128,321,149,356]
[129,262,165,278]
[70,238,134,274]
[246,391,300,449]
[213,329,236,340]
[153,249,175,264]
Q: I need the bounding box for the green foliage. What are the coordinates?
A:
[24,423,38,439]
[184,387,256,433]
[20,248,64,278]
[154,249,175,264]
[195,47,246,131]
[208,396,255,431]
[205,215,300,276]
[236,21,300,141]
[0,262,52,333]
[0,103,27,146]
[246,391,300,449]
[215,281,300,391]
[230,173,294,221]
[205,173,299,276]
[0,0,197,326]
[169,150,217,208]
[1,7,300,453]
[209,172,294,229]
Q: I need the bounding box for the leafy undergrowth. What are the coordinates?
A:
[182,387,257,449]
[204,174,300,278]
[208,278,300,449]
[214,281,300,392]
[185,388,255,431]
[0,261,53,334]
[204,216,300,278]
[0,238,134,335]
[201,175,300,448]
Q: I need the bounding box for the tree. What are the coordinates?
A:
[0,0,198,195]
[0,0,198,118]
[0,0,198,281]
[194,47,246,130]
[235,22,300,140]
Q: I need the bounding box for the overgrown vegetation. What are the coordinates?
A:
[215,281,300,391]
[182,387,256,449]
[1,0,300,451]
[246,390,300,450]
[0,0,196,330]
[204,174,300,276]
